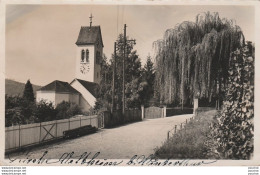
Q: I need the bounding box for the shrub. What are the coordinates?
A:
[5,95,23,109]
[33,100,57,122]
[5,107,23,127]
[56,101,82,119]
[207,42,254,159]
[5,95,37,126]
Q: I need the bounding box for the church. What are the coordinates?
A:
[36,15,103,112]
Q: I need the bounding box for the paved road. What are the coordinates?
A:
[9,114,193,159]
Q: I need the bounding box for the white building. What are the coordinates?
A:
[36,80,80,107]
[36,20,103,112]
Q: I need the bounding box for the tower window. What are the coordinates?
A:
[81,50,85,62]
[86,49,89,62]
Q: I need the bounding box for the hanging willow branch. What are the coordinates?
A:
[153,12,245,106]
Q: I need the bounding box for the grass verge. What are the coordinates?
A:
[154,110,217,159]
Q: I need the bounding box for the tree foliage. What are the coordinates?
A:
[5,94,82,126]
[5,95,36,126]
[95,34,153,111]
[153,12,245,106]
[140,55,156,106]
[95,54,113,112]
[206,42,254,159]
[55,101,82,120]
[33,100,57,122]
[23,80,34,102]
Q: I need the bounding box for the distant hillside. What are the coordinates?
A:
[5,79,41,97]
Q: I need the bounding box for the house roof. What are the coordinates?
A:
[39,80,79,94]
[71,79,100,98]
[75,26,104,47]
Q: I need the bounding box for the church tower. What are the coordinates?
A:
[75,14,103,84]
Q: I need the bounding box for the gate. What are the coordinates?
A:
[144,106,163,119]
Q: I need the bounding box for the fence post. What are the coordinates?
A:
[174,125,177,134]
[193,98,198,115]
[39,122,41,143]
[141,105,144,120]
[18,124,21,149]
[163,106,167,118]
[68,118,70,130]
[55,120,58,138]
[181,123,182,129]
[167,131,170,141]
[80,117,82,127]
[186,119,187,124]
[103,113,105,128]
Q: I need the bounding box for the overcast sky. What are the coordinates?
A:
[5,5,255,86]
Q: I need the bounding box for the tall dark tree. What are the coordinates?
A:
[95,34,145,111]
[114,34,144,109]
[140,55,156,106]
[23,79,34,102]
[153,12,244,106]
[95,54,113,111]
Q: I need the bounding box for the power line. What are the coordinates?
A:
[127,26,146,44]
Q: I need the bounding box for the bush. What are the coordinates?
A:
[5,95,83,126]
[33,100,57,122]
[5,95,37,126]
[207,42,254,159]
[56,101,82,119]
[5,107,23,127]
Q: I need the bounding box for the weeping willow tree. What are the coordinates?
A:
[153,12,245,106]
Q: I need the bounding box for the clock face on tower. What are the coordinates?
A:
[80,63,90,74]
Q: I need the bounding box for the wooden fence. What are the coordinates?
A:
[5,115,104,152]
[102,109,142,128]
[166,107,193,117]
[144,106,165,119]
[167,115,194,141]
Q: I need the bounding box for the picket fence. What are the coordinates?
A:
[5,115,104,152]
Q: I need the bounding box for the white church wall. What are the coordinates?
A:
[36,91,56,106]
[70,80,96,108]
[36,91,80,108]
[79,95,92,112]
[55,93,70,107]
[69,94,80,105]
[75,45,95,82]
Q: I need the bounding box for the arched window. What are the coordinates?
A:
[81,50,85,62]
[86,49,89,62]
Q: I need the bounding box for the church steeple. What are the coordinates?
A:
[75,14,103,84]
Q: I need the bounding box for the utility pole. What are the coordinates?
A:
[112,24,135,116]
[122,24,127,116]
[111,42,116,113]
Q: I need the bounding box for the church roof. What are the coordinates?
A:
[39,80,79,94]
[75,26,104,47]
[72,79,100,98]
